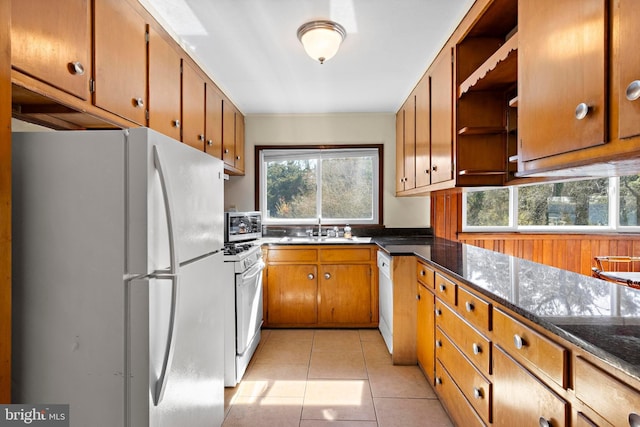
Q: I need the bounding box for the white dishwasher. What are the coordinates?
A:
[377,250,393,354]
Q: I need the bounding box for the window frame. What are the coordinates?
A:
[254,144,384,226]
[462,176,640,233]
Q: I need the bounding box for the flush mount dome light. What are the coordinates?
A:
[297,20,346,64]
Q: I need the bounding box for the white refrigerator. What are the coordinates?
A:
[12,128,225,426]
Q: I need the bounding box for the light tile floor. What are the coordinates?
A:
[223,329,453,427]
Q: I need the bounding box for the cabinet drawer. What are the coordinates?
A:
[436,327,492,424]
[434,272,457,306]
[417,261,434,289]
[436,300,491,375]
[268,248,317,262]
[493,345,568,427]
[457,285,491,332]
[574,356,640,427]
[320,247,372,262]
[492,308,568,388]
[435,360,487,427]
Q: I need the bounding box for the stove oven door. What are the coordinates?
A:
[236,259,265,355]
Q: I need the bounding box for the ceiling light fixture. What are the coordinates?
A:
[297,20,346,64]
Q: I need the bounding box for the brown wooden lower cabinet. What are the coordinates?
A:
[416,279,435,383]
[264,245,378,328]
[434,359,486,427]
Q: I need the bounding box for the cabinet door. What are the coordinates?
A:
[415,76,431,188]
[181,61,206,151]
[430,48,454,184]
[222,99,236,167]
[12,0,90,100]
[266,264,317,325]
[404,95,416,190]
[395,109,405,193]
[618,0,640,139]
[416,283,435,383]
[148,28,181,142]
[518,0,606,161]
[493,345,568,427]
[318,264,371,324]
[234,112,245,173]
[93,0,147,125]
[205,83,223,159]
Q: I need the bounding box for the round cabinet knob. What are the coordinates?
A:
[435,308,442,316]
[307,273,315,280]
[472,343,481,355]
[432,165,438,172]
[514,334,525,350]
[199,134,205,141]
[416,294,421,301]
[435,377,442,385]
[224,148,230,154]
[465,301,474,312]
[575,102,590,120]
[438,283,446,292]
[629,413,640,427]
[425,169,430,174]
[207,139,213,146]
[435,340,442,348]
[538,417,551,427]
[473,387,483,399]
[172,119,181,128]
[133,97,144,108]
[68,61,85,75]
[420,270,425,276]
[626,81,640,101]
[324,273,331,280]
[236,155,241,160]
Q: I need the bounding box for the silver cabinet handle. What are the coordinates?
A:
[629,413,640,427]
[207,139,213,146]
[432,165,438,172]
[465,301,474,312]
[69,61,85,75]
[420,270,425,276]
[514,334,525,350]
[575,102,590,120]
[224,148,229,154]
[324,273,331,280]
[538,417,551,427]
[416,294,421,301]
[435,308,442,316]
[133,97,144,108]
[626,81,640,101]
[473,387,483,399]
[198,134,205,141]
[435,340,442,348]
[472,343,481,355]
[424,169,429,174]
[172,119,180,128]
[438,283,446,292]
[435,377,442,385]
[236,156,241,160]
[307,273,315,280]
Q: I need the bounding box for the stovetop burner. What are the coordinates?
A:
[223,242,256,256]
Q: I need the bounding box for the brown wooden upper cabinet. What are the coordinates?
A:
[234,112,245,174]
[430,48,454,186]
[205,83,223,159]
[93,0,147,126]
[148,27,182,142]
[618,0,640,140]
[222,99,236,169]
[415,76,431,188]
[518,0,606,163]
[11,0,91,101]
[181,60,206,151]
[396,95,416,193]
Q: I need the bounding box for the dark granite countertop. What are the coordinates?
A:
[376,237,640,382]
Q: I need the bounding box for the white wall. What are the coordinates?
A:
[224,113,430,228]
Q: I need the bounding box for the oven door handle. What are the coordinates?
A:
[241,261,265,282]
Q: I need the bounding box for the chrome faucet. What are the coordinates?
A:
[318,216,322,237]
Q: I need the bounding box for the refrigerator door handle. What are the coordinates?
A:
[153,145,179,275]
[152,273,180,406]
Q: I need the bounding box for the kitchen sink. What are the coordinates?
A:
[278,236,372,244]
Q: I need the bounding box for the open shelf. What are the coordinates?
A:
[459,33,518,97]
[458,126,507,135]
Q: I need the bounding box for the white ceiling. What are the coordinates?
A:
[138,0,475,115]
